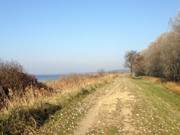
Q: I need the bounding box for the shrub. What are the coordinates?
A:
[0,60,51,109]
[0,60,38,93]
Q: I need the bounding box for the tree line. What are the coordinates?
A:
[125,12,180,81]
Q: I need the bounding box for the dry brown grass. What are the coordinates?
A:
[142,76,180,94]
[142,76,162,83]
[0,73,118,135]
[46,73,110,90]
[1,73,110,114]
[164,82,180,94]
[0,60,52,110]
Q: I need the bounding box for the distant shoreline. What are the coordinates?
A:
[36,74,61,81]
[35,69,128,81]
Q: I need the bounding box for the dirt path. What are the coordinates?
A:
[39,75,180,135]
[74,77,137,135]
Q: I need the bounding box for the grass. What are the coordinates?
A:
[132,78,180,135]
[106,127,119,135]
[0,86,95,135]
[87,126,119,135]
[142,76,180,94]
[137,80,180,110]
[39,84,103,135]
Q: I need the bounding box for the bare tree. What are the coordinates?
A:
[160,32,180,81]
[171,11,180,34]
[133,53,145,76]
[124,50,137,75]
[128,11,180,81]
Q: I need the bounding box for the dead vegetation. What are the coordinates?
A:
[0,61,116,135]
[46,73,108,90]
[0,60,52,110]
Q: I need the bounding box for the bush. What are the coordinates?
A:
[0,60,51,109]
[0,60,38,93]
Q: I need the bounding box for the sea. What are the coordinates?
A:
[36,75,60,81]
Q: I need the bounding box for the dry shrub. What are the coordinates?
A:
[164,82,180,94]
[0,61,37,92]
[0,60,52,109]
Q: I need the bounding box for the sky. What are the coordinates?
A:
[0,0,180,74]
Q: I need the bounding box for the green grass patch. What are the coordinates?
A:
[106,127,119,135]
[134,79,180,111]
[132,78,180,135]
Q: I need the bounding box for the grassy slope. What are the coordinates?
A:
[132,78,180,135]
[38,75,117,135]
[0,84,103,135]
[38,83,104,135]
[0,74,117,135]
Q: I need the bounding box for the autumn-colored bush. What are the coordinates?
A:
[0,61,37,92]
[0,60,51,109]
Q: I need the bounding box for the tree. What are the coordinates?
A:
[142,36,164,77]
[171,11,180,34]
[127,11,180,81]
[133,53,145,76]
[160,32,180,81]
[124,50,137,74]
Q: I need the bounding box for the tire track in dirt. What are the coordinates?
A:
[73,77,137,135]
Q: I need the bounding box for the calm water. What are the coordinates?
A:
[36,75,60,81]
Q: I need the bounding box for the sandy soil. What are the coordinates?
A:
[74,77,137,135]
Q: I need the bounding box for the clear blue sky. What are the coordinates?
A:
[0,0,179,74]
